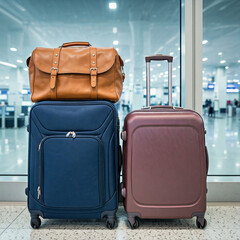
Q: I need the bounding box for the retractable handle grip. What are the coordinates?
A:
[61,41,91,47]
[145,54,173,107]
[145,55,173,63]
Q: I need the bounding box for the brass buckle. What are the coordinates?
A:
[50,67,58,74]
[90,67,98,74]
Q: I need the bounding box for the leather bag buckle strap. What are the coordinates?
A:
[50,48,61,97]
[90,47,97,93]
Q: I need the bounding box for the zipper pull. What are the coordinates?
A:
[37,186,41,199]
[66,131,76,138]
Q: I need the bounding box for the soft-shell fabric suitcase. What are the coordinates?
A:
[121,55,208,229]
[26,100,119,229]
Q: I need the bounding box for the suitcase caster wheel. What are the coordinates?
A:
[196,218,207,229]
[106,219,116,229]
[30,217,41,229]
[128,217,140,229]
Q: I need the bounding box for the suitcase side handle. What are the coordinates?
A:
[61,41,91,47]
[145,55,173,107]
[205,146,209,175]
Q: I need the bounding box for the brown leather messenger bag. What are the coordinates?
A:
[26,41,125,102]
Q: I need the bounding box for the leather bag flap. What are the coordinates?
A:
[32,47,117,74]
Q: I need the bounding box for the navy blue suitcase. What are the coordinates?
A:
[26,101,119,229]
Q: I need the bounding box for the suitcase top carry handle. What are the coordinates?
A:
[145,54,173,107]
[61,41,91,47]
[145,55,173,63]
[149,105,182,110]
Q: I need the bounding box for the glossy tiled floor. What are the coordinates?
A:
[0,203,240,240]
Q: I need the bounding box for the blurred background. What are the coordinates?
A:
[0,0,239,182]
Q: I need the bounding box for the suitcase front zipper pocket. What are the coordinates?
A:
[37,132,105,209]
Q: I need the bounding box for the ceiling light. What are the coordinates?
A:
[116,48,119,51]
[170,52,174,56]
[202,40,208,45]
[113,40,119,45]
[5,76,9,79]
[173,68,176,71]
[202,57,208,62]
[17,59,23,63]
[125,59,131,63]
[157,64,161,67]
[21,89,28,94]
[24,68,28,71]
[113,27,117,34]
[238,60,240,63]
[178,65,180,69]
[10,47,17,52]
[218,52,222,56]
[178,47,180,51]
[17,159,23,165]
[225,66,229,70]
[220,60,226,64]
[109,2,117,9]
[0,61,17,68]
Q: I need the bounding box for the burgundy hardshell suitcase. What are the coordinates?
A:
[121,55,208,229]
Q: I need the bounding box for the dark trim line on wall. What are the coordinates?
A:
[0,174,27,177]
[208,175,240,177]
[1,174,240,177]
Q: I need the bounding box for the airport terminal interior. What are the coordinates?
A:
[0,0,240,239]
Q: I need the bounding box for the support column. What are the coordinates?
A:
[184,0,203,114]
[129,20,145,110]
[215,67,227,112]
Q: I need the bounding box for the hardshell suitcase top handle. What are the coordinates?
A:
[145,54,173,107]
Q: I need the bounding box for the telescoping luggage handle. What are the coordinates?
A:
[145,55,173,107]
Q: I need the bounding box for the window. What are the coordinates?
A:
[202,0,240,179]
[0,0,181,180]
